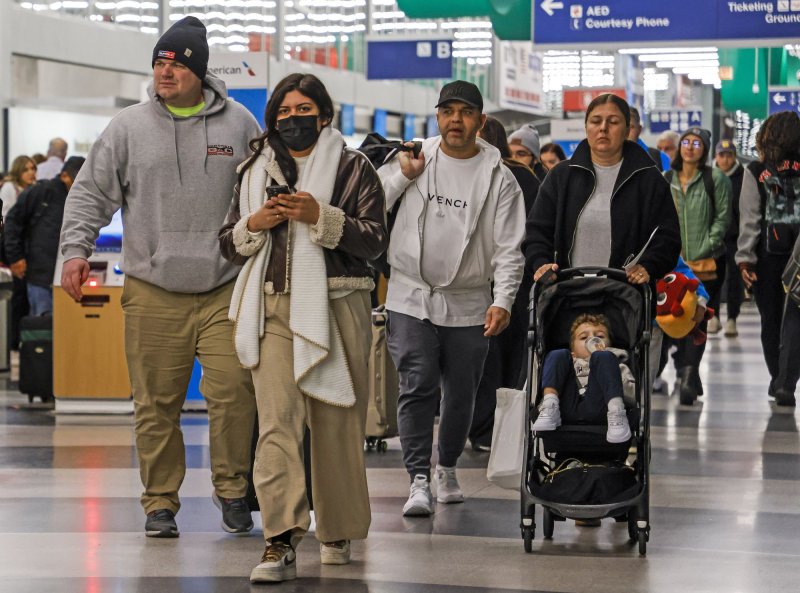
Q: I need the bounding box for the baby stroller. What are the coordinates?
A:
[520,267,652,556]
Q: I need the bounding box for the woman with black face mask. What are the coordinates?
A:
[219,73,387,584]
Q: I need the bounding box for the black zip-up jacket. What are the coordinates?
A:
[4,178,68,288]
[522,139,681,288]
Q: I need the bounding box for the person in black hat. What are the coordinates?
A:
[4,156,86,316]
[377,80,525,516]
[59,14,262,539]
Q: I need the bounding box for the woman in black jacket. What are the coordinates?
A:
[523,93,681,292]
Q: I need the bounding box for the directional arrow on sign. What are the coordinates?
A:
[773,93,786,105]
[541,0,564,17]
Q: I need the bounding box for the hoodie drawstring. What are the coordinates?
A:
[202,115,209,175]
[170,116,182,185]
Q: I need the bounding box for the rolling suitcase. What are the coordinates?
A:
[365,306,399,452]
[19,315,53,402]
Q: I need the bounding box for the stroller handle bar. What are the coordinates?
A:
[551,267,630,283]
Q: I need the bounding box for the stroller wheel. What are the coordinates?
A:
[542,508,555,539]
[522,528,534,553]
[638,529,648,556]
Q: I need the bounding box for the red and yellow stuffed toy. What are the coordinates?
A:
[656,272,714,345]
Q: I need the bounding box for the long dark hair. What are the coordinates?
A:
[478,116,511,158]
[584,93,631,128]
[240,73,335,187]
[756,111,800,167]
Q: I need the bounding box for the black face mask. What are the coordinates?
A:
[276,115,320,151]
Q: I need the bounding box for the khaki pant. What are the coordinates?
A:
[122,276,256,514]
[252,291,372,544]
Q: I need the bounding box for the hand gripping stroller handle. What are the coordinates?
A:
[557,267,630,283]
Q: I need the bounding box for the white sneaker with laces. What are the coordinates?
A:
[724,318,738,337]
[532,398,561,432]
[320,540,350,565]
[606,409,632,443]
[707,316,722,334]
[402,474,434,516]
[250,542,296,583]
[434,465,464,504]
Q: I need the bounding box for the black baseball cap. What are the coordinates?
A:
[435,80,483,112]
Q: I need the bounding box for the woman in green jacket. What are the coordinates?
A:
[665,127,732,404]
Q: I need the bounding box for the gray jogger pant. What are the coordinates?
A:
[386,311,490,480]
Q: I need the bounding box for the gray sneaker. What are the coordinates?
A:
[145,509,179,538]
[402,474,434,516]
[250,542,297,583]
[212,492,253,534]
[434,465,464,504]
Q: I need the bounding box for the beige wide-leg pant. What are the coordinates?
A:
[122,276,256,514]
[251,290,372,544]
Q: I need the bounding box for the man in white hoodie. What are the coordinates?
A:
[60,17,261,538]
[378,81,525,516]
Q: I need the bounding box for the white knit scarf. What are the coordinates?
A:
[229,127,356,407]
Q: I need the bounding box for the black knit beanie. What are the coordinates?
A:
[152,16,209,82]
[680,127,712,153]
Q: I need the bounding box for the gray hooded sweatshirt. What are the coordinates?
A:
[60,72,261,293]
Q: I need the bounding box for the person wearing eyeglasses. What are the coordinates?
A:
[664,127,732,405]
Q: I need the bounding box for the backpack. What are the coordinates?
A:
[748,160,800,255]
[357,133,421,277]
[783,232,800,307]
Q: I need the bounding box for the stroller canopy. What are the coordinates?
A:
[535,277,646,353]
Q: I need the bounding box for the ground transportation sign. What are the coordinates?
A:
[533,1,800,49]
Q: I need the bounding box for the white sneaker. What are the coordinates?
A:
[532,398,561,432]
[250,542,297,583]
[724,319,738,337]
[320,540,350,565]
[402,474,434,516]
[606,409,632,443]
[434,465,464,504]
[707,316,722,334]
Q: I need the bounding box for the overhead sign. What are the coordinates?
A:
[367,38,453,80]
[648,109,703,134]
[562,88,626,112]
[497,42,545,114]
[533,1,800,49]
[208,52,268,125]
[769,87,800,116]
[208,52,267,89]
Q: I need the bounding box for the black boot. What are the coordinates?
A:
[773,388,797,407]
[677,366,697,405]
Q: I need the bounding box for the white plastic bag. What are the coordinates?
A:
[486,386,526,490]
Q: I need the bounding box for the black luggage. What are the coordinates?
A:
[19,315,53,402]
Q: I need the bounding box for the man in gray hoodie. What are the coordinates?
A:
[59,17,261,538]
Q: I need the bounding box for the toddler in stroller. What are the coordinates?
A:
[532,313,634,443]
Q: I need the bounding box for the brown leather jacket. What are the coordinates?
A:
[219,147,388,292]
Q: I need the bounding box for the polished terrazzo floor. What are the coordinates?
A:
[1,305,798,592]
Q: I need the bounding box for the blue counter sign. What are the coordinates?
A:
[533,1,800,49]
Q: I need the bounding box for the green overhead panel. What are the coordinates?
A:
[397,0,532,41]
[719,48,797,120]
[396,0,491,18]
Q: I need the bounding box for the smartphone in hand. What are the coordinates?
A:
[266,185,290,200]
